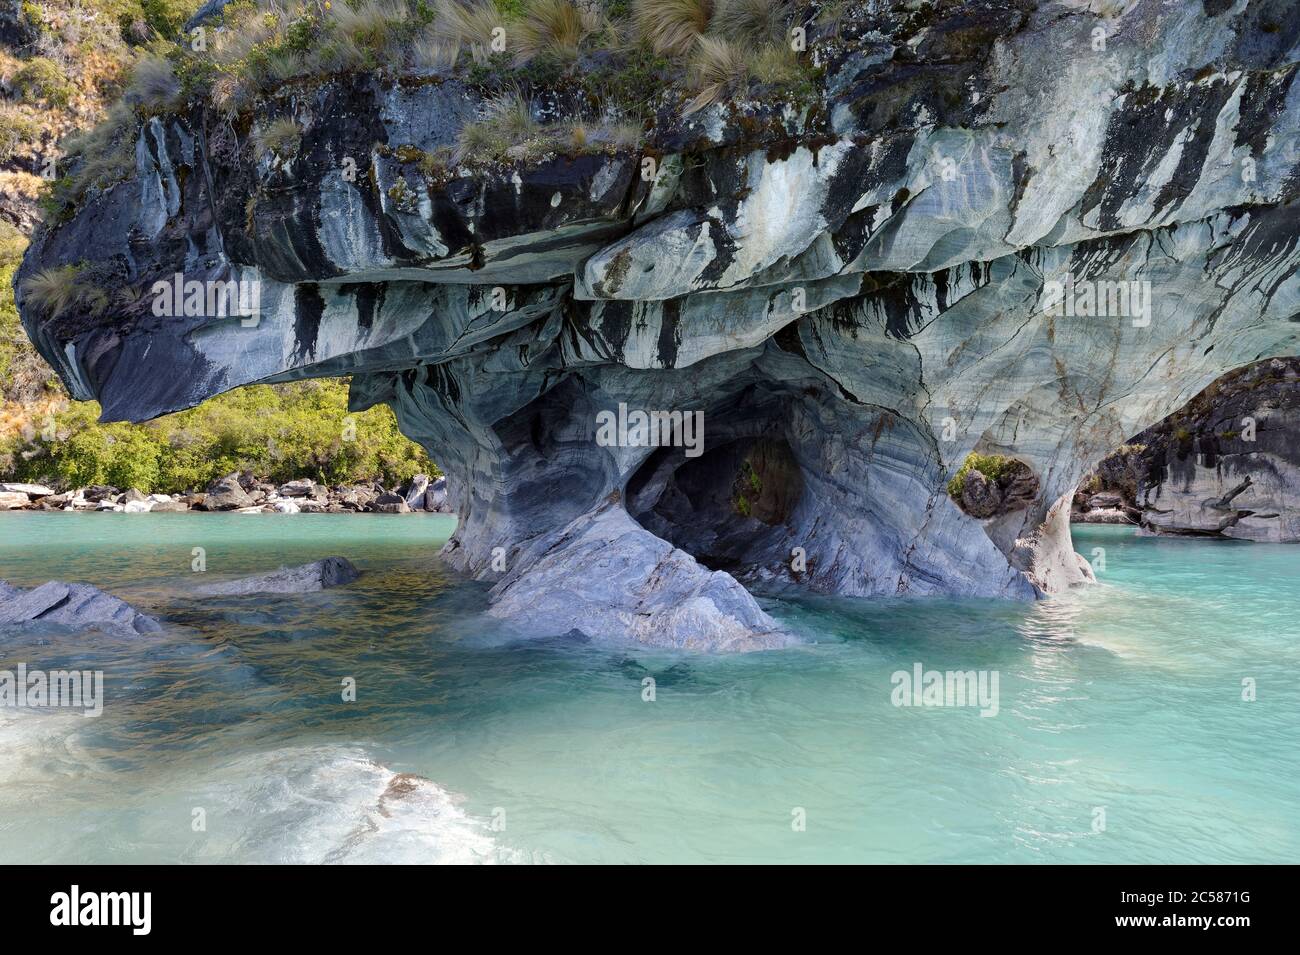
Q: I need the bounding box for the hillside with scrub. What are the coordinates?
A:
[0,0,433,494]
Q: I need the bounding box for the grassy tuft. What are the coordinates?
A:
[124,53,182,111]
[254,116,301,160]
[685,33,748,112]
[514,0,596,65]
[632,0,713,56]
[20,265,109,320]
[435,0,509,65]
[453,86,537,161]
[714,0,787,47]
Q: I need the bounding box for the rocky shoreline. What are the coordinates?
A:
[1073,358,1300,541]
[0,472,452,514]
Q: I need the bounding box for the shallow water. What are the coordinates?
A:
[0,513,1296,863]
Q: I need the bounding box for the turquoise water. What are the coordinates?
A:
[0,513,1296,864]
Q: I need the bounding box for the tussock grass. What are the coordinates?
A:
[328,0,409,50]
[685,30,802,112]
[714,0,787,47]
[407,32,459,71]
[453,83,641,164]
[20,265,109,320]
[43,100,140,218]
[454,87,537,161]
[685,33,747,111]
[124,54,181,111]
[632,0,713,56]
[254,116,301,160]
[514,0,597,65]
[435,0,508,65]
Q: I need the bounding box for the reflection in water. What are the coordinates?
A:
[1,516,1297,863]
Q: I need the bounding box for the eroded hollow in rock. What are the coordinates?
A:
[628,434,805,576]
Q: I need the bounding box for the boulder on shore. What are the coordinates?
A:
[201,473,254,510]
[402,474,430,509]
[0,579,161,634]
[193,557,361,596]
[278,479,327,500]
[0,483,54,498]
[371,492,410,514]
[423,477,450,513]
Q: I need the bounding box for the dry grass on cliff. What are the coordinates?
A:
[713,0,788,47]
[254,116,302,160]
[434,0,508,65]
[453,82,643,164]
[514,0,599,65]
[633,0,714,56]
[685,32,800,112]
[20,265,108,320]
[453,87,539,162]
[124,54,182,112]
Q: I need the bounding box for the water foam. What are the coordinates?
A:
[189,746,522,864]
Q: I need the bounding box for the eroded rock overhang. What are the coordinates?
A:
[17,0,1300,649]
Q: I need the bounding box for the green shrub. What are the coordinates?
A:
[0,225,31,384]
[13,57,76,108]
[140,0,204,38]
[0,105,40,163]
[3,379,437,493]
[946,452,1022,500]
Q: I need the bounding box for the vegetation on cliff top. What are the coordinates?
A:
[2,1,437,493]
[37,0,819,217]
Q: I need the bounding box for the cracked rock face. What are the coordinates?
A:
[17,0,1300,649]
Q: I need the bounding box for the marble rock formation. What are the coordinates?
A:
[193,557,361,596]
[0,580,162,634]
[1081,357,1300,539]
[17,0,1300,648]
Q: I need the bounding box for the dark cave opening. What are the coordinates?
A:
[626,434,805,574]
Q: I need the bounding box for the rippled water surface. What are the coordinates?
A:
[1,513,1296,863]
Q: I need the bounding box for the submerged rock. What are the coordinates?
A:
[14,0,1300,647]
[0,579,161,634]
[194,557,361,596]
